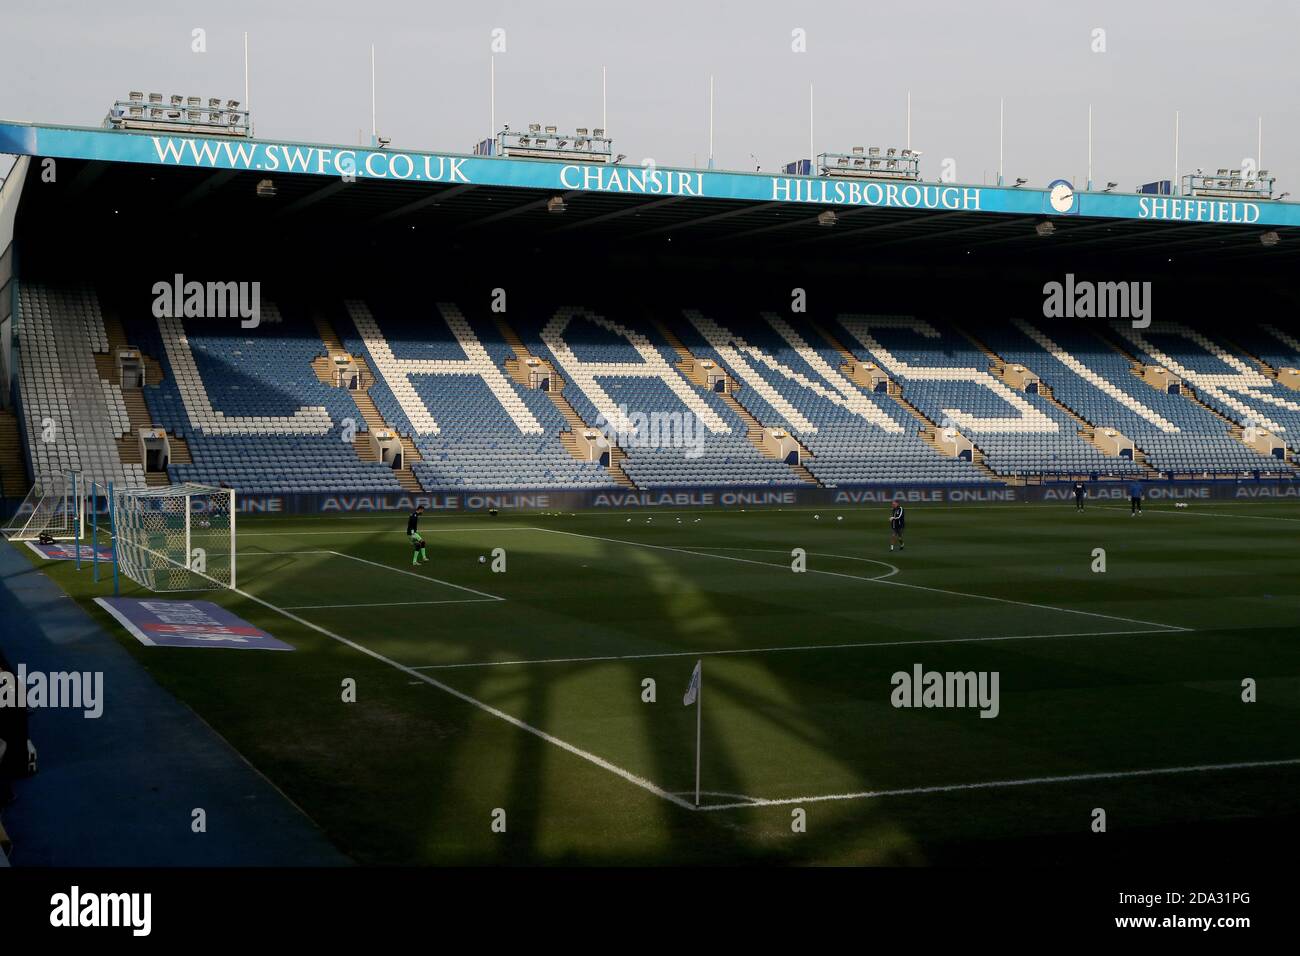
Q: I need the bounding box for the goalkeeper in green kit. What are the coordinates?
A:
[407,504,429,565]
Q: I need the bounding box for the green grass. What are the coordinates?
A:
[24,500,1300,865]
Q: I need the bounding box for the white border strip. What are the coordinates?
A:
[697,757,1300,811]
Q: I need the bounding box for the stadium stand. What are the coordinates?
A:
[506,304,806,488]
[673,309,989,485]
[7,279,1296,497]
[119,301,406,494]
[1119,321,1300,461]
[342,298,620,491]
[833,314,1141,480]
[983,319,1291,477]
[16,282,145,489]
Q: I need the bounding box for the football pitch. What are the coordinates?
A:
[27,500,1300,865]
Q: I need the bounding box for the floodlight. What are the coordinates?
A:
[129,91,144,101]
[817,210,837,227]
[528,123,541,133]
[547,195,567,213]
[1013,177,1028,187]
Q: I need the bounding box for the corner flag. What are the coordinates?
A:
[684,660,702,806]
[683,660,701,706]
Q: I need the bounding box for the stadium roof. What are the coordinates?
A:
[4,120,1298,264]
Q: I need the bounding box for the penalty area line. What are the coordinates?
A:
[256,549,506,602]
[283,597,499,610]
[698,757,1300,811]
[211,580,694,811]
[410,626,1184,670]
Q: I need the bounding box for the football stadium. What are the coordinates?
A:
[0,2,1297,932]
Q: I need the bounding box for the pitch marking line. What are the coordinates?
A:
[199,578,694,811]
[529,527,1188,634]
[696,757,1300,811]
[239,527,542,537]
[283,598,499,610]
[1096,504,1300,523]
[411,627,1177,670]
[688,547,899,579]
[250,549,506,603]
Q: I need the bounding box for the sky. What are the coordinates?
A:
[2,0,1298,193]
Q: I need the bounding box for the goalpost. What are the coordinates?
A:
[1,471,86,542]
[111,483,236,592]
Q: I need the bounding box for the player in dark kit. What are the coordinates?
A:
[1073,480,1086,512]
[889,500,905,551]
[1129,480,1143,516]
[407,504,429,565]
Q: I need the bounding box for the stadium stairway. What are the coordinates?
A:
[656,319,819,485]
[0,410,26,499]
[312,313,423,493]
[494,316,636,489]
[98,307,186,486]
[816,320,1003,483]
[961,326,1161,478]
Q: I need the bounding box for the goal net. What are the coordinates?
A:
[112,483,236,591]
[1,472,86,542]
